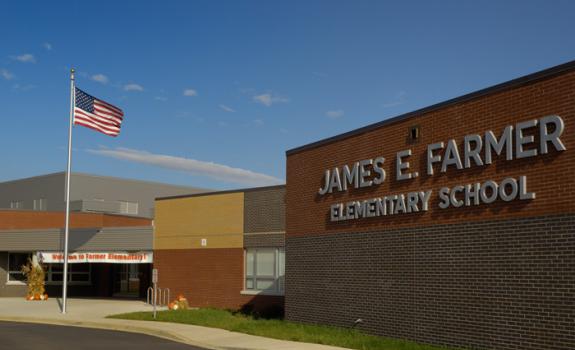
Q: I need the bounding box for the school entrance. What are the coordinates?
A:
[113,263,147,298]
[37,251,153,299]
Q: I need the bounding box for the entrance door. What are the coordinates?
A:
[113,264,140,297]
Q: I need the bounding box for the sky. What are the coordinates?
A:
[0,1,574,190]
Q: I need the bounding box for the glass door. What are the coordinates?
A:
[113,264,140,297]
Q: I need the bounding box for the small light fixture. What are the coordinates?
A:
[409,125,420,142]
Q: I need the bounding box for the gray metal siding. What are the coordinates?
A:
[0,172,207,218]
[0,227,153,252]
[0,173,64,211]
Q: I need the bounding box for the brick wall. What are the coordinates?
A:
[244,186,285,233]
[244,233,285,248]
[0,211,150,230]
[285,64,575,349]
[287,70,575,236]
[153,186,286,313]
[154,248,282,311]
[286,214,575,350]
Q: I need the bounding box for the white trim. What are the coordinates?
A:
[240,290,284,296]
[243,231,285,236]
[5,281,26,286]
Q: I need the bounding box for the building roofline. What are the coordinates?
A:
[286,59,575,156]
[0,171,209,191]
[156,184,286,201]
[0,209,152,221]
[0,226,153,234]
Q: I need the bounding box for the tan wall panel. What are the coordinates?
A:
[155,234,244,250]
[155,192,244,249]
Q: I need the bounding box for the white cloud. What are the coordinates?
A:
[88,147,284,186]
[219,104,235,113]
[12,83,36,91]
[253,93,289,107]
[91,74,109,84]
[154,96,168,102]
[183,89,197,97]
[43,42,52,50]
[1,69,14,80]
[326,110,344,119]
[382,90,407,108]
[124,83,144,91]
[217,121,229,127]
[253,119,264,126]
[13,54,36,63]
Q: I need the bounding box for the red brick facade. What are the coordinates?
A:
[154,248,283,312]
[287,69,575,236]
[285,62,575,350]
[0,211,151,230]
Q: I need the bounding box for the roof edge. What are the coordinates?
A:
[286,59,575,156]
[0,171,210,191]
[156,184,286,201]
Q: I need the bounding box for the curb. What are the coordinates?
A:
[0,316,219,350]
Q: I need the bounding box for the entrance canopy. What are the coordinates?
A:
[38,251,153,264]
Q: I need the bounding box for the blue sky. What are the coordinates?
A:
[1,1,574,189]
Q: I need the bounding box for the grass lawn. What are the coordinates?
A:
[108,308,456,350]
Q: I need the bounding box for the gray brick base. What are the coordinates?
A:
[285,214,575,350]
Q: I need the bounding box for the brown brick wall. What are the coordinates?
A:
[0,211,151,230]
[154,248,283,311]
[285,66,575,349]
[286,70,575,236]
[285,214,575,350]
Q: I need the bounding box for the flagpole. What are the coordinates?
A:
[62,68,75,314]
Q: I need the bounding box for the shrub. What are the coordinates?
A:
[20,257,47,300]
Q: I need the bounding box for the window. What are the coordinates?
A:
[7,253,30,283]
[10,201,24,209]
[245,248,285,294]
[119,201,139,215]
[33,198,47,211]
[7,255,91,285]
[45,264,91,284]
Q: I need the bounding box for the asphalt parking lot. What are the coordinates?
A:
[0,321,209,350]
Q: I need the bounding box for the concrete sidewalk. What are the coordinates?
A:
[0,298,349,350]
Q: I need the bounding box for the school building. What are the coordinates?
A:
[0,60,574,350]
[153,185,285,315]
[284,60,575,350]
[0,172,205,298]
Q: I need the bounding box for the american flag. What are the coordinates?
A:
[74,87,124,137]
